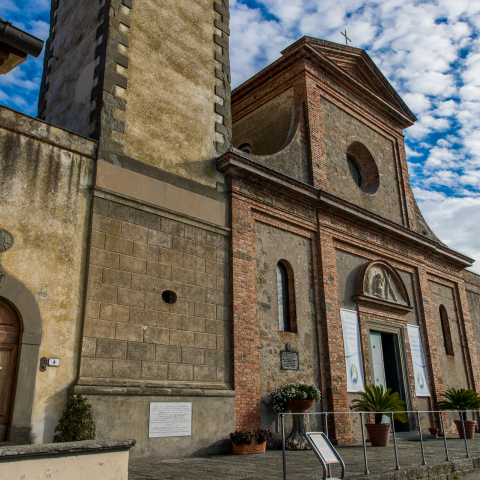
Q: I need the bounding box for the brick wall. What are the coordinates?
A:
[79,195,231,386]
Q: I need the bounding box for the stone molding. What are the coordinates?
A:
[72,384,235,397]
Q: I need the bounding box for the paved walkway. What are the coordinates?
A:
[129,437,480,479]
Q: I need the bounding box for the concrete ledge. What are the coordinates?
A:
[0,439,136,459]
[0,439,135,480]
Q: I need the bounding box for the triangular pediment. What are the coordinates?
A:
[281,37,417,124]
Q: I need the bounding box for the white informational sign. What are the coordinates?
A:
[149,402,192,438]
[407,325,431,397]
[340,309,365,392]
[307,433,339,464]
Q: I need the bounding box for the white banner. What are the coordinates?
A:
[407,325,431,397]
[340,309,365,392]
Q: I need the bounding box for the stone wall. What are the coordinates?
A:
[39,0,98,133]
[115,0,230,186]
[255,222,321,433]
[0,106,96,442]
[428,281,469,390]
[80,196,231,387]
[320,98,404,225]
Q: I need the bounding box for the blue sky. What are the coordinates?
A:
[2,0,480,271]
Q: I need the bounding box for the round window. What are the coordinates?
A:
[346,142,379,195]
[347,156,362,189]
[162,290,177,304]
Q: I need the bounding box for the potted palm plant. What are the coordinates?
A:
[436,387,480,439]
[351,384,408,447]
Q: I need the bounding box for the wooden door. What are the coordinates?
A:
[0,299,20,441]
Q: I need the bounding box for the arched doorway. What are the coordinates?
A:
[0,298,20,441]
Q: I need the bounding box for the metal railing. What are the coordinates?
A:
[276,409,480,480]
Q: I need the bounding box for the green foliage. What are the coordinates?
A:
[350,384,408,424]
[230,428,274,446]
[436,388,480,420]
[53,395,96,443]
[271,382,321,413]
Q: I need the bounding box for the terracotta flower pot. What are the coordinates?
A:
[428,427,439,438]
[285,400,315,413]
[365,423,391,447]
[232,438,267,455]
[454,420,476,439]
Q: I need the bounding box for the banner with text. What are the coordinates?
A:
[340,308,365,392]
[407,325,431,397]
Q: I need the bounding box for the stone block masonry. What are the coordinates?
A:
[79,196,231,387]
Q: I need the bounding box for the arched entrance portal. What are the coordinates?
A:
[0,298,20,441]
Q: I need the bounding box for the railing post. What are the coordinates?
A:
[391,412,400,470]
[325,412,329,439]
[360,412,369,474]
[440,411,450,461]
[282,413,287,480]
[461,411,470,458]
[417,411,426,465]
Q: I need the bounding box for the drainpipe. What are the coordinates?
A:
[0,19,44,57]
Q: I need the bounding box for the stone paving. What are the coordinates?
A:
[129,437,480,479]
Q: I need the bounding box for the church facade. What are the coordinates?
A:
[0,0,480,459]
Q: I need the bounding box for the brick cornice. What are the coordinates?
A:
[217,152,474,268]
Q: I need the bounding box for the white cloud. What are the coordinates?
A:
[228,0,480,268]
[414,189,480,272]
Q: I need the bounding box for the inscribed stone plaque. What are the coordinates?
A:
[281,351,299,370]
[149,402,192,438]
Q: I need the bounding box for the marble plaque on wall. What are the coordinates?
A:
[149,402,192,438]
[281,351,299,370]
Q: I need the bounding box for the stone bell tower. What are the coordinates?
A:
[38,0,231,187]
[36,0,234,459]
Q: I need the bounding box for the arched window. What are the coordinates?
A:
[439,305,454,356]
[276,260,296,332]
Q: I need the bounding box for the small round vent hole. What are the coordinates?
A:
[162,290,177,304]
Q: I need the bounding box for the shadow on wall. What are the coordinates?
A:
[42,389,69,443]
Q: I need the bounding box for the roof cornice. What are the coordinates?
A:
[232,37,416,129]
[217,152,473,269]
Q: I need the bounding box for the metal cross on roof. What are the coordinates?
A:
[340,30,351,46]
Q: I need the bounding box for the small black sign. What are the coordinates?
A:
[281,351,299,370]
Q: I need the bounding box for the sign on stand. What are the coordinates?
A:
[149,402,192,438]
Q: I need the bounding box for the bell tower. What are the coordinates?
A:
[38,0,231,187]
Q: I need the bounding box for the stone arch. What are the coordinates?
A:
[0,266,42,442]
